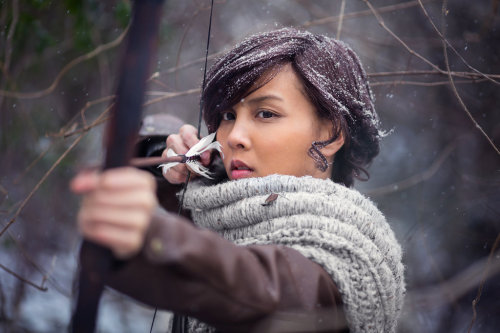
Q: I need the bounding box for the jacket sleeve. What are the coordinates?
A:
[105,208,349,332]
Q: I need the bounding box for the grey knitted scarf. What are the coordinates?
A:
[182,175,405,332]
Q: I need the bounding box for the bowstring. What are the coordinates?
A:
[150,0,215,331]
[177,0,214,215]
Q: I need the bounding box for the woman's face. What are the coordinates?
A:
[217,64,343,180]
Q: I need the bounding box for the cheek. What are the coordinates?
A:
[216,128,229,148]
[260,131,310,164]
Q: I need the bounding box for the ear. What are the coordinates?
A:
[318,124,345,158]
[322,133,344,158]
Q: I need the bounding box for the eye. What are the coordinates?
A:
[221,111,235,121]
[256,110,277,119]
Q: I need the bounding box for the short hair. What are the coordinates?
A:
[202,28,382,187]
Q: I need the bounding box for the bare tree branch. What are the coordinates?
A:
[0,106,111,238]
[13,145,51,185]
[301,0,437,28]
[363,0,500,157]
[438,1,500,156]
[0,183,7,206]
[371,78,488,87]
[143,88,200,106]
[469,232,500,332]
[417,0,500,85]
[2,0,19,77]
[368,69,500,79]
[336,0,346,39]
[364,140,457,196]
[156,50,225,77]
[0,24,130,99]
[4,229,71,297]
[0,263,48,292]
[406,249,500,309]
[173,4,204,90]
[0,59,9,79]
[361,0,447,75]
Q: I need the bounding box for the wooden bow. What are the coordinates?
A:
[71,0,166,331]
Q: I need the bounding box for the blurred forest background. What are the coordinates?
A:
[1,0,499,332]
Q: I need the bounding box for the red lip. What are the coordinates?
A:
[230,160,254,179]
[231,160,251,170]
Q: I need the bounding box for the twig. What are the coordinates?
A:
[0,183,7,196]
[364,141,456,196]
[0,60,8,79]
[144,88,201,96]
[419,222,460,312]
[417,0,500,85]
[0,263,48,292]
[5,229,71,297]
[387,53,414,93]
[150,78,169,90]
[10,39,73,79]
[301,0,436,28]
[15,96,114,187]
[368,69,500,79]
[13,144,52,185]
[371,78,488,87]
[0,0,19,114]
[0,106,111,238]
[361,0,447,75]
[3,0,19,76]
[439,1,500,156]
[0,135,86,238]
[336,0,346,39]
[77,96,115,130]
[42,95,113,139]
[63,116,109,138]
[156,50,224,77]
[0,183,7,205]
[49,87,195,139]
[407,249,500,309]
[174,5,203,90]
[0,24,130,99]
[143,88,200,106]
[363,0,500,156]
[468,232,500,332]
[91,27,113,96]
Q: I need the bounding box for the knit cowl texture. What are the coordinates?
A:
[181,174,405,332]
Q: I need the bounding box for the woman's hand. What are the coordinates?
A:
[162,124,211,184]
[70,167,158,259]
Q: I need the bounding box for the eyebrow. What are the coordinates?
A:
[244,94,284,104]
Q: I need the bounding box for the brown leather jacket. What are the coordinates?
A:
[104,179,348,332]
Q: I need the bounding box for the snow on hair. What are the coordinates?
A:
[202,27,382,187]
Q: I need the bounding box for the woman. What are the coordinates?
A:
[71,28,405,332]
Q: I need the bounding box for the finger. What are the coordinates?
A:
[163,165,190,184]
[165,134,190,155]
[85,189,157,212]
[99,167,156,191]
[70,170,100,194]
[79,205,150,232]
[83,222,145,259]
[179,125,201,149]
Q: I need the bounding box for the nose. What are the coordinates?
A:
[226,117,251,150]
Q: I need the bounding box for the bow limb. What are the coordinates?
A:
[71,1,166,332]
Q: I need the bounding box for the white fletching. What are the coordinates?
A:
[186,132,216,157]
[159,132,223,179]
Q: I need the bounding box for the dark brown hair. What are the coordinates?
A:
[202,28,381,187]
